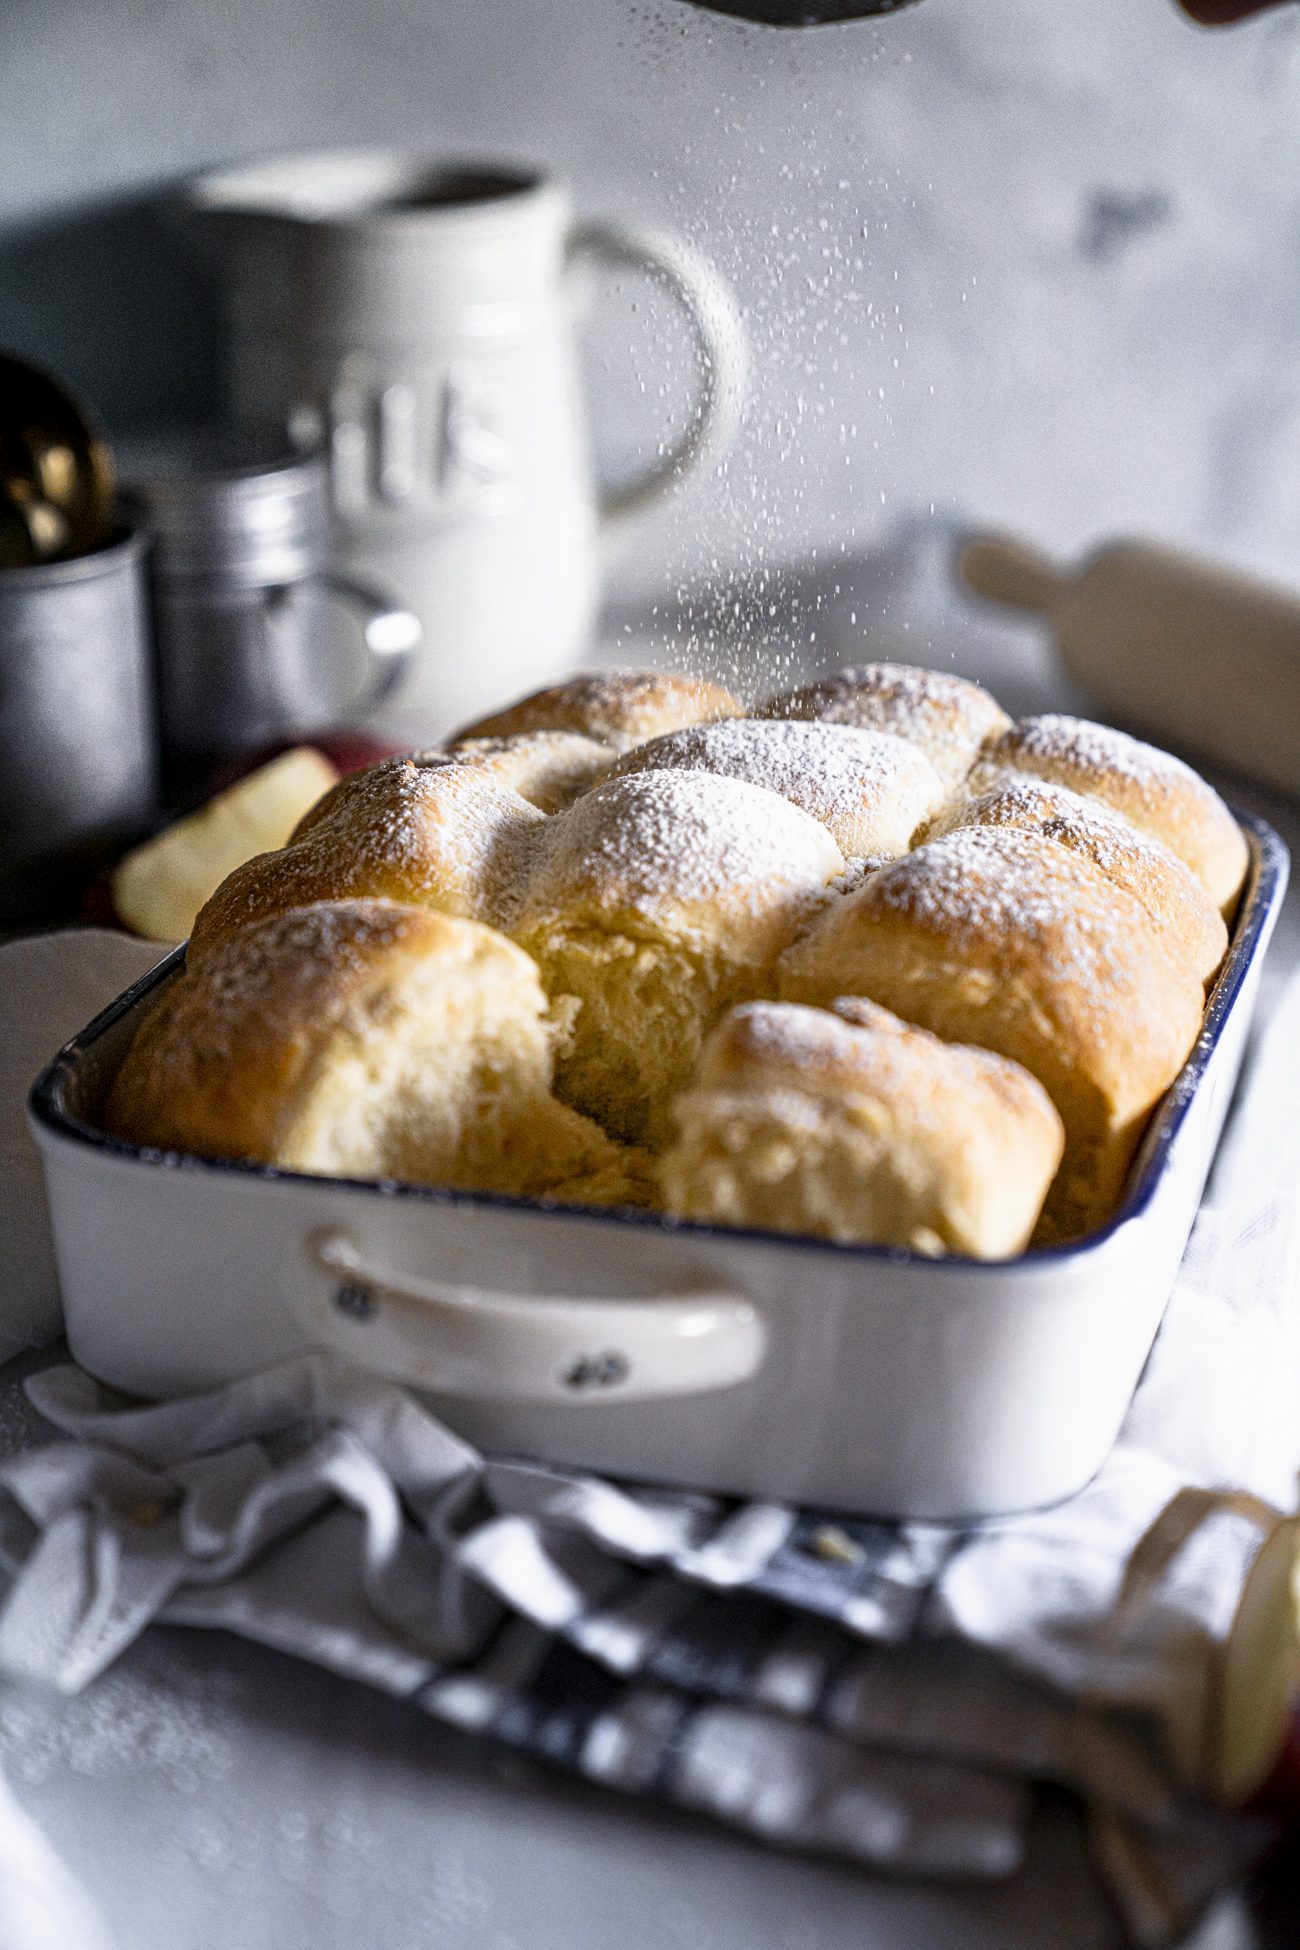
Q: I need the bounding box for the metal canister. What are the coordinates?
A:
[0,527,155,923]
[123,428,418,799]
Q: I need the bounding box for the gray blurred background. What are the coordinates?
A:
[3,0,1299,610]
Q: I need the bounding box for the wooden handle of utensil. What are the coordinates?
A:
[959,536,1067,614]
[960,532,1300,796]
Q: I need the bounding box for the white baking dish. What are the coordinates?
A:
[28,813,1288,1521]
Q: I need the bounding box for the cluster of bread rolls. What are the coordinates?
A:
[107,663,1248,1258]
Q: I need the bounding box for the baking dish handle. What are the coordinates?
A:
[286,1230,766,1403]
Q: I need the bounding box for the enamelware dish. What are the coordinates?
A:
[29,813,1288,1520]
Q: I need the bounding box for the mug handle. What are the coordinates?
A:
[287,570,423,713]
[568,220,749,531]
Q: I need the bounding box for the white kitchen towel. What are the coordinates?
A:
[1,942,1299,1946]
[0,1365,1277,1946]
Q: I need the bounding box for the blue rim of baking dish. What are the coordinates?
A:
[27,810,1290,1273]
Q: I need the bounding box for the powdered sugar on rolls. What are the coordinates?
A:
[970,713,1248,917]
[188,757,546,961]
[610,718,944,858]
[926,777,1228,989]
[434,730,615,813]
[515,769,845,1144]
[110,663,1254,1259]
[777,825,1207,1237]
[454,669,741,752]
[758,662,1012,789]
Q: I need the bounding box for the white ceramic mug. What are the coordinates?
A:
[189,153,749,739]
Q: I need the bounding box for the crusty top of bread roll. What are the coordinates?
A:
[928,776,1228,988]
[190,758,542,962]
[452,670,740,752]
[512,772,846,1148]
[781,826,1205,1114]
[517,768,845,961]
[434,730,615,813]
[973,714,1248,917]
[108,903,526,1168]
[106,900,633,1200]
[608,718,945,858]
[777,824,1206,1231]
[757,662,1011,787]
[662,996,1065,1257]
[128,655,1246,1250]
[699,995,1064,1144]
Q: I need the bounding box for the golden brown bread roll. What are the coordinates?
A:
[969,714,1248,917]
[107,901,639,1201]
[609,718,945,857]
[189,758,543,963]
[758,662,1011,788]
[453,670,740,752]
[121,657,1246,1252]
[435,730,615,812]
[661,997,1065,1257]
[513,769,846,1144]
[776,826,1206,1236]
[926,777,1228,988]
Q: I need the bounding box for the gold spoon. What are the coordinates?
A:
[0,353,115,568]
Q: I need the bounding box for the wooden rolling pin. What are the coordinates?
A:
[960,534,1300,796]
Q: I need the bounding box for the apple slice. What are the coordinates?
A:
[111,746,340,943]
[206,729,403,796]
[1213,1514,1300,1810]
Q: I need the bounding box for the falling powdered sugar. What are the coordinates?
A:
[609,5,924,698]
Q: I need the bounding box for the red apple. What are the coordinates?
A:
[309,729,406,776]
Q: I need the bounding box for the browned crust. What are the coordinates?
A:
[189,758,543,962]
[452,671,741,751]
[663,998,1065,1256]
[929,777,1228,986]
[757,662,1011,786]
[700,995,1064,1139]
[107,902,526,1163]
[776,825,1206,1230]
[437,730,616,812]
[974,715,1248,916]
